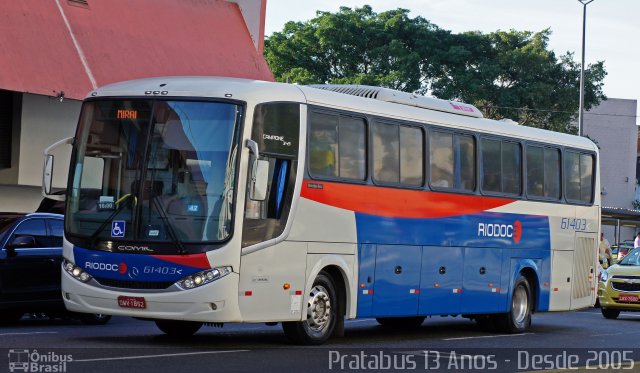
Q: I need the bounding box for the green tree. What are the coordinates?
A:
[264,6,606,134]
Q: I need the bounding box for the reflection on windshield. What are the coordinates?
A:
[66,99,240,248]
[618,249,640,266]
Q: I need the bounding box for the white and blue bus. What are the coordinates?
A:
[43,77,599,344]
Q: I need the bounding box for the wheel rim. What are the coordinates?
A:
[512,285,529,326]
[306,285,331,333]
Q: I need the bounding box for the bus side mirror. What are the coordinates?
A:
[43,154,55,196]
[246,139,269,202]
[251,160,269,201]
[42,137,73,201]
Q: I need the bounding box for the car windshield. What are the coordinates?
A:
[618,248,640,266]
[66,99,241,247]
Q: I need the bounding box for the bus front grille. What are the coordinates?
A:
[95,278,174,290]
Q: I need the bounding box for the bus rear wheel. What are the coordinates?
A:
[376,317,425,329]
[282,272,339,345]
[155,320,203,337]
[494,275,532,333]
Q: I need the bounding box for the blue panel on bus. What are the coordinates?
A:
[356,244,376,317]
[372,245,421,317]
[419,246,463,315]
[354,211,550,249]
[461,247,505,314]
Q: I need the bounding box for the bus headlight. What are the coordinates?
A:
[176,267,232,290]
[63,259,93,283]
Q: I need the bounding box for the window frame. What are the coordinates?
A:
[427,127,477,194]
[307,108,368,184]
[370,118,425,189]
[479,135,523,197]
[524,143,563,202]
[563,148,596,205]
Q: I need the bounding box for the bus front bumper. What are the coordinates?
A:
[62,270,241,322]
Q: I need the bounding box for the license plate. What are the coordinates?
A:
[618,294,639,303]
[117,296,146,309]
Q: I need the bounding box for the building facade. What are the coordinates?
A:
[583,98,639,243]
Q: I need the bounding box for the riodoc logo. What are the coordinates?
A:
[478,220,522,243]
[84,261,129,275]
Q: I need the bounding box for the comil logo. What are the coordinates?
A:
[478,220,522,243]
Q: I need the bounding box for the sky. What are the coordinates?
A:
[265,0,640,124]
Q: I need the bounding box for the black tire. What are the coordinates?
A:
[376,317,425,329]
[155,320,203,337]
[0,311,23,324]
[601,308,620,319]
[494,275,532,333]
[282,271,339,345]
[78,313,112,325]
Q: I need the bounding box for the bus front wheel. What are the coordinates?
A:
[282,271,339,345]
[155,320,203,337]
[494,275,532,333]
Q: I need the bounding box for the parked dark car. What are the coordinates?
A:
[0,212,110,324]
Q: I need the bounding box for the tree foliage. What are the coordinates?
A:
[264,5,607,134]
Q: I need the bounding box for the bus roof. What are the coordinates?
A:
[88,76,597,152]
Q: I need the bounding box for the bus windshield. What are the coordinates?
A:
[66,99,241,250]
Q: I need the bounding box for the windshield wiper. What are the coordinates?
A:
[151,196,186,255]
[88,194,134,248]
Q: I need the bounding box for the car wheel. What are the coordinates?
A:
[601,308,620,319]
[79,313,112,325]
[155,320,203,337]
[376,317,425,329]
[494,275,532,333]
[282,271,339,345]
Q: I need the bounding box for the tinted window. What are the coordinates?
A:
[48,219,64,247]
[400,126,423,185]
[482,139,501,192]
[565,151,594,203]
[430,131,475,191]
[309,112,365,180]
[309,113,338,178]
[339,117,366,180]
[372,122,423,186]
[482,139,521,195]
[252,103,299,158]
[543,149,561,198]
[12,219,48,247]
[373,122,399,183]
[527,146,560,199]
[430,131,453,188]
[502,142,522,195]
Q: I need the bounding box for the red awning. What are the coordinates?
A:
[0,0,273,100]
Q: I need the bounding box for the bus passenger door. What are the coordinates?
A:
[461,247,503,314]
[419,246,463,315]
[372,245,421,317]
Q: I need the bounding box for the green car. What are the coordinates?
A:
[598,247,640,319]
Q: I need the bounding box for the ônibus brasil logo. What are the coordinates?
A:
[477,220,522,243]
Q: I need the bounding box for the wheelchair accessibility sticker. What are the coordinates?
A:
[111,221,126,238]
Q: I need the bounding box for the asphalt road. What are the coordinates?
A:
[1,308,639,372]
